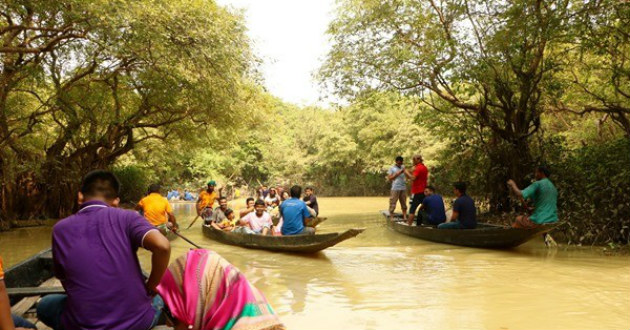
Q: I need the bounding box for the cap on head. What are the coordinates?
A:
[207,180,216,186]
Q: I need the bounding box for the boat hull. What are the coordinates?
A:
[382,211,558,248]
[202,225,364,253]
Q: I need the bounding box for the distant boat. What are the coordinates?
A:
[381,210,559,249]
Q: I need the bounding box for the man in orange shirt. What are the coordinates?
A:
[405,154,429,226]
[197,180,218,221]
[136,184,178,233]
[1,256,37,329]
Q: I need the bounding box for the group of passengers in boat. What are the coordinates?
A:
[0,170,285,330]
[203,182,319,237]
[387,154,558,229]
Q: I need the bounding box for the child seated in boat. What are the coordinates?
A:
[237,199,273,235]
[211,208,235,232]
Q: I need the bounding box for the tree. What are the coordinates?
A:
[0,0,257,220]
[320,0,572,210]
[554,1,630,137]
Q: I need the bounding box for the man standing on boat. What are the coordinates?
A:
[387,156,408,222]
[507,166,558,228]
[37,170,171,330]
[197,180,218,222]
[136,184,178,234]
[405,155,428,226]
[438,182,477,229]
[279,185,315,236]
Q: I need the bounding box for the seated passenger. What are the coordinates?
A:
[302,187,319,217]
[211,208,235,231]
[264,188,279,207]
[207,196,228,225]
[438,182,477,229]
[279,185,315,236]
[418,185,446,226]
[136,184,179,234]
[238,200,273,235]
[280,191,290,202]
[239,197,255,218]
[507,166,558,228]
[156,249,284,330]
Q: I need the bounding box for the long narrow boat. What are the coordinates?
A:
[203,224,365,253]
[381,211,559,249]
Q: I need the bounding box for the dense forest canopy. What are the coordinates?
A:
[1,0,628,244]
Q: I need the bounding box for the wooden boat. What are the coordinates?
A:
[202,224,365,253]
[4,248,65,328]
[4,249,170,329]
[381,211,559,249]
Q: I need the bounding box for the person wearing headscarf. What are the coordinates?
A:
[157,249,284,330]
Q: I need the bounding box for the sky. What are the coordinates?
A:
[216,0,336,106]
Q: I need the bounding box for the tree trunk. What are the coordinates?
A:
[486,135,535,213]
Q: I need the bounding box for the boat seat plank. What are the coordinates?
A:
[11,278,59,316]
[7,286,65,297]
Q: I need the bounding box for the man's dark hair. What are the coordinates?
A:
[453,182,467,194]
[246,197,255,203]
[537,165,551,177]
[395,156,403,162]
[254,199,266,206]
[305,186,314,192]
[426,185,436,192]
[80,170,120,200]
[224,208,234,217]
[290,185,302,198]
[148,184,161,194]
[219,196,228,202]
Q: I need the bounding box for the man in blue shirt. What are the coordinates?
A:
[418,186,446,225]
[279,185,315,235]
[438,182,477,229]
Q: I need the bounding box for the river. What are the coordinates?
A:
[1,197,629,329]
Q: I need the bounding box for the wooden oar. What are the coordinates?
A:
[186,214,201,230]
[170,230,203,249]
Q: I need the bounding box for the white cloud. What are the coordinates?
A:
[217,0,335,106]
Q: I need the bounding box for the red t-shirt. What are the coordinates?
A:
[411,163,428,194]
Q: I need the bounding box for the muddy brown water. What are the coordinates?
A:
[1,197,629,329]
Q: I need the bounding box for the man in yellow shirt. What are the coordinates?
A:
[197,180,218,221]
[136,184,178,233]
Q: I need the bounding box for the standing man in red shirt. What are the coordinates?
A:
[405,154,428,225]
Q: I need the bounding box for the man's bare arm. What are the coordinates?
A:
[142,231,171,295]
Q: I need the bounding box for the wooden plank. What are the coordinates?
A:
[11,278,59,316]
[7,286,65,297]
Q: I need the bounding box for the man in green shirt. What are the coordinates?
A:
[507,166,558,228]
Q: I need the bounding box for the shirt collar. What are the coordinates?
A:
[78,200,109,212]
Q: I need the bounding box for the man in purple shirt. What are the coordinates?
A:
[37,170,171,330]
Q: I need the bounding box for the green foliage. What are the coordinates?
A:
[547,138,630,245]
[113,165,151,203]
